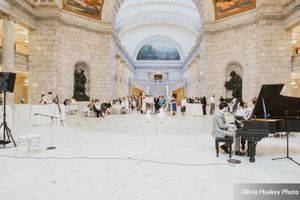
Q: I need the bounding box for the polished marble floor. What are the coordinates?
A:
[0,112,300,200]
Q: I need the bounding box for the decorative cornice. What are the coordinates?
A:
[34,6,114,34]
[182,2,300,71]
[203,2,300,34]
[14,0,38,17]
[0,0,37,28]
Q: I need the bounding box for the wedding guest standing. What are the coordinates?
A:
[181,97,187,116]
[201,96,207,115]
[209,95,216,115]
[39,94,48,105]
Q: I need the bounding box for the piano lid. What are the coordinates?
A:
[253,84,300,118]
[252,84,283,118]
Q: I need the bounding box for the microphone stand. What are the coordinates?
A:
[272,110,300,166]
[35,113,58,150]
[55,95,65,127]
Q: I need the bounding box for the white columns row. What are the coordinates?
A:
[114,55,133,97]
[2,15,15,72]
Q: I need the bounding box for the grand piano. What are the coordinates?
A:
[237,84,300,163]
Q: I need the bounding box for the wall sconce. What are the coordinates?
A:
[290,79,298,88]
[24,78,29,86]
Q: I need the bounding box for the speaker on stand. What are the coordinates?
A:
[0,72,16,147]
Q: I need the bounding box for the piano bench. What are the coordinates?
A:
[215,137,233,158]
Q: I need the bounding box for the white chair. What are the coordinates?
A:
[14,104,41,153]
[69,104,79,115]
[17,133,41,152]
[80,107,89,117]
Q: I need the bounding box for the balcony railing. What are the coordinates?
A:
[129,78,187,93]
[29,0,57,5]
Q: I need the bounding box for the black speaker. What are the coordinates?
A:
[0,72,16,93]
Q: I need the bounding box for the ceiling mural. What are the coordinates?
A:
[62,0,105,20]
[213,0,256,19]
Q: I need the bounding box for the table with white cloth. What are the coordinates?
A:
[68,104,79,115]
[112,104,122,114]
[0,104,66,144]
[185,103,203,116]
[9,104,66,126]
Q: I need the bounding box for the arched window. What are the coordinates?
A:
[73,62,90,101]
[136,39,181,61]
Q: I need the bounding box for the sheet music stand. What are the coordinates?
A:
[272,110,300,166]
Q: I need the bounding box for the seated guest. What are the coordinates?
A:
[19,97,25,104]
[220,96,225,102]
[100,103,107,116]
[47,91,54,104]
[63,98,71,106]
[103,101,112,114]
[87,100,101,117]
[39,94,48,105]
[212,102,245,156]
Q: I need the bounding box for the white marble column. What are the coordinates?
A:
[2,15,15,104]
[119,60,124,97]
[123,65,128,96]
[2,16,14,71]
[114,56,120,97]
[194,56,200,97]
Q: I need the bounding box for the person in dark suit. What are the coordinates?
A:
[201,96,207,115]
[154,97,160,114]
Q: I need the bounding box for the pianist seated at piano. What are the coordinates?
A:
[212,102,246,156]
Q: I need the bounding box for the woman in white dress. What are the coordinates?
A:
[141,97,146,114]
[157,107,165,123]
[124,97,129,110]
[145,109,152,122]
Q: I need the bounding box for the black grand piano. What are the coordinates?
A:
[237,84,300,163]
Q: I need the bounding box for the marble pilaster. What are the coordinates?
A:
[2,15,15,103]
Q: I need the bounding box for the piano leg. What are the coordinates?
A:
[247,142,250,157]
[248,141,257,163]
[241,137,246,151]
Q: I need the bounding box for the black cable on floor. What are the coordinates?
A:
[0,154,235,167]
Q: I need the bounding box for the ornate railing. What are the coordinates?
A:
[129,78,187,95]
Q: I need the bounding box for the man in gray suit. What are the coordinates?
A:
[212,102,245,156]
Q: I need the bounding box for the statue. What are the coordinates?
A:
[73,68,90,101]
[225,71,242,99]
